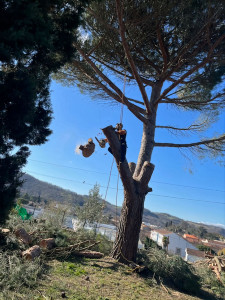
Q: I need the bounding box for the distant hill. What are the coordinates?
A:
[20,174,225,237]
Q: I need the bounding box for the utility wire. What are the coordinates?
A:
[25,171,225,205]
[27,159,225,193]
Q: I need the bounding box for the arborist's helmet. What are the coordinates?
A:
[115,123,123,131]
[88,138,93,144]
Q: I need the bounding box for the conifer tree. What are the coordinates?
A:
[55,0,225,262]
[0,0,89,223]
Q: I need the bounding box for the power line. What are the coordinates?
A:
[25,171,225,205]
[28,159,109,175]
[27,159,225,193]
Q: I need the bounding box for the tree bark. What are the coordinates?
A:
[111,190,146,263]
[102,83,161,263]
[102,124,155,263]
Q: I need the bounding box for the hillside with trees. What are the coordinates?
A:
[20,174,225,237]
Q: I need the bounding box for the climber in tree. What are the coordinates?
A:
[96,123,127,162]
[79,138,95,157]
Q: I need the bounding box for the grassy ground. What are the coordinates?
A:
[1,256,217,300]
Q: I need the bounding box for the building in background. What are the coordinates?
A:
[150,229,198,258]
[185,248,206,262]
[183,234,200,244]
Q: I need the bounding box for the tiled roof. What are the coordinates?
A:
[184,234,199,239]
[209,240,225,246]
[186,248,206,258]
[152,229,172,235]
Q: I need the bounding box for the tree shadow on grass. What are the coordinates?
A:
[140,268,223,300]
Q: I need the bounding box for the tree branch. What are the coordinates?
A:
[157,26,168,72]
[156,124,204,132]
[134,161,155,191]
[155,33,225,106]
[160,92,225,106]
[154,135,225,148]
[115,0,151,114]
[135,47,161,74]
[166,12,219,75]
[75,46,147,123]
[90,54,153,87]
[86,36,105,57]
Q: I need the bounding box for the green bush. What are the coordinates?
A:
[0,251,44,293]
[74,228,112,255]
[195,265,225,298]
[139,248,201,294]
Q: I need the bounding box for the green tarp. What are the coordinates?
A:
[15,205,32,220]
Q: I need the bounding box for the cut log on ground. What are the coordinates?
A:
[15,228,32,244]
[40,238,56,250]
[45,240,102,259]
[215,257,222,273]
[22,245,41,260]
[74,250,103,258]
[1,229,10,234]
[194,255,225,283]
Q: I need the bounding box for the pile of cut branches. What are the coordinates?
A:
[44,239,103,259]
[195,255,225,283]
[0,227,104,260]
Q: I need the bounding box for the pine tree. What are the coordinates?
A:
[55,0,225,262]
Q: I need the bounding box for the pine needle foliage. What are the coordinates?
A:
[139,248,201,294]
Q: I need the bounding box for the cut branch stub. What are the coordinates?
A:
[128,162,136,175]
[134,161,155,191]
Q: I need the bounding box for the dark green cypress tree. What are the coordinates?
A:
[0,0,89,223]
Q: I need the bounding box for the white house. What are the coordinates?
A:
[150,229,198,258]
[185,248,206,263]
[72,219,144,249]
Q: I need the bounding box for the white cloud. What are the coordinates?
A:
[198,222,225,229]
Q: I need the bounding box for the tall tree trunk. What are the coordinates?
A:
[102,121,155,263]
[102,83,162,263]
[111,189,146,262]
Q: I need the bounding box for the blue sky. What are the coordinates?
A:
[23,80,225,227]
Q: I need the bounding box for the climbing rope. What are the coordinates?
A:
[120,70,127,124]
[104,70,127,228]
[115,171,120,231]
[104,158,114,206]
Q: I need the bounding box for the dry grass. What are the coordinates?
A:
[1,256,209,300]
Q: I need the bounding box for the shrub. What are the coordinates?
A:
[74,228,112,255]
[139,248,201,294]
[195,264,225,298]
[0,251,44,293]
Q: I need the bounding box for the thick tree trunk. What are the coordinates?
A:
[111,189,145,263]
[102,124,155,263]
[103,83,162,263]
